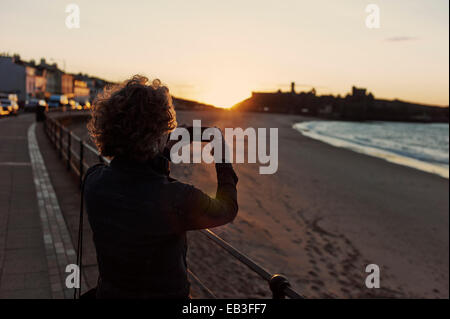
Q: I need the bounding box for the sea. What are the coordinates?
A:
[293,121,449,179]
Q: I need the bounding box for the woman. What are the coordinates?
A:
[84,75,238,298]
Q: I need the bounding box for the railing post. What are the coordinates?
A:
[51,121,55,145]
[79,140,84,188]
[67,130,71,171]
[59,125,63,158]
[269,274,290,299]
[53,121,56,146]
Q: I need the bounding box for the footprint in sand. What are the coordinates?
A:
[312,246,323,256]
[338,279,349,286]
[340,287,350,294]
[263,229,272,238]
[312,279,325,287]
[239,219,254,228]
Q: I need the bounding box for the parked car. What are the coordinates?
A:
[81,100,91,110]
[0,105,10,116]
[0,99,19,115]
[25,98,47,112]
[73,98,91,110]
[69,99,83,110]
[48,95,69,109]
[0,93,18,103]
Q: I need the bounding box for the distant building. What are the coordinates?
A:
[233,83,448,123]
[91,78,108,100]
[0,53,113,104]
[25,65,36,98]
[238,86,318,114]
[34,69,47,98]
[73,78,90,98]
[0,55,58,103]
[39,59,62,95]
[61,73,74,96]
[74,74,99,100]
[352,86,367,97]
[0,56,28,103]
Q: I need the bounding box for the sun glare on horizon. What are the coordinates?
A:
[199,90,249,109]
[171,79,253,109]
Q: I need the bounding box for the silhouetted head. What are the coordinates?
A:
[88,74,177,162]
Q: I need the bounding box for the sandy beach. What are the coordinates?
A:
[67,110,449,298]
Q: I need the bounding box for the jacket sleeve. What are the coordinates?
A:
[179,163,238,231]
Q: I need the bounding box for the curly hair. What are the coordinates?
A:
[87,75,177,162]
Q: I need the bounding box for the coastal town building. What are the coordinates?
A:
[62,73,74,96]
[39,58,62,95]
[73,78,90,98]
[0,55,29,102]
[0,53,111,105]
[233,82,448,122]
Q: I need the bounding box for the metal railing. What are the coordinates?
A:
[43,111,304,299]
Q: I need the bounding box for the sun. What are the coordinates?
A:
[196,81,252,109]
[203,91,245,109]
[169,72,253,109]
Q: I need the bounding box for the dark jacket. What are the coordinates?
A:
[83,154,238,299]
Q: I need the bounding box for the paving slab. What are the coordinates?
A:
[0,114,52,298]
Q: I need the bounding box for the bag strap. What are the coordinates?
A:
[74,175,87,299]
[74,163,104,299]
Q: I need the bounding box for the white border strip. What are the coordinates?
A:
[28,123,80,299]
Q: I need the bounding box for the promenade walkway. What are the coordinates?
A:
[0,113,75,299]
[0,113,209,299]
[0,113,208,299]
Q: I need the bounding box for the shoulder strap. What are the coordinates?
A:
[74,175,86,299]
[74,163,105,299]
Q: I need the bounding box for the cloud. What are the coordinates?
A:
[384,36,419,42]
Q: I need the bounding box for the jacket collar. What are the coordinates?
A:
[110,154,170,176]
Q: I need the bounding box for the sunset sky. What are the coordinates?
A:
[1,0,448,108]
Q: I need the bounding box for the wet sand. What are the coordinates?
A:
[69,110,449,298]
